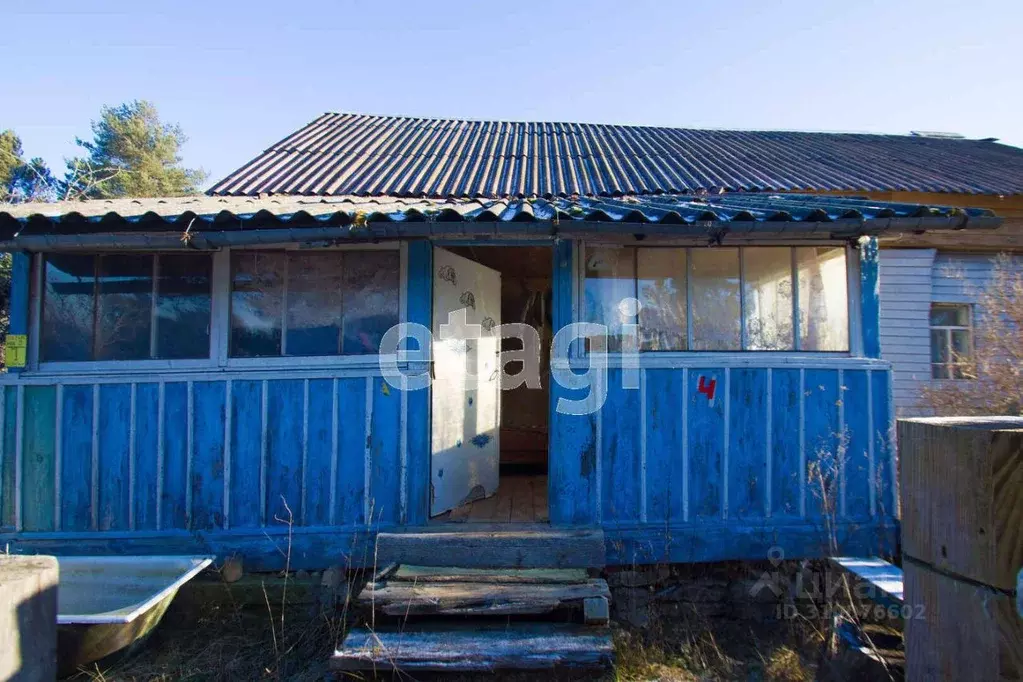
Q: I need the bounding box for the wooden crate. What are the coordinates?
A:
[904,560,1022,682]
[899,417,1023,591]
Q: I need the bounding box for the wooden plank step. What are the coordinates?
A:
[391,565,590,584]
[375,527,605,569]
[360,578,610,617]
[331,623,614,672]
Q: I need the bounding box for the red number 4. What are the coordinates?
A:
[698,375,717,401]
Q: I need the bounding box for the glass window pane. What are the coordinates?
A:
[796,247,848,351]
[584,247,636,352]
[286,252,345,356]
[637,248,687,351]
[742,247,794,350]
[930,304,969,327]
[230,251,285,357]
[945,329,969,366]
[690,248,741,351]
[930,329,948,364]
[41,254,96,362]
[342,251,400,355]
[95,255,153,361]
[932,363,949,380]
[154,254,212,359]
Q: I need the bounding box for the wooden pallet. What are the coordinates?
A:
[331,623,614,672]
[360,565,609,618]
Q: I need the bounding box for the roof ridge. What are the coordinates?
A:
[315,111,978,140]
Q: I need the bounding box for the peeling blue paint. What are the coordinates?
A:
[456,439,462,448]
[470,433,491,448]
[467,396,473,406]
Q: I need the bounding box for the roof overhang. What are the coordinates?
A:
[0,193,1002,252]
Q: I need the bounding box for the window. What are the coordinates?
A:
[229,250,399,357]
[930,304,973,379]
[582,245,849,352]
[40,254,212,362]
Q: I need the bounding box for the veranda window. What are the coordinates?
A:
[229,250,399,357]
[582,245,848,352]
[40,253,213,362]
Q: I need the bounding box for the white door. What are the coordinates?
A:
[431,248,502,517]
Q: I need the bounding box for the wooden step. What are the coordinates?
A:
[390,565,591,584]
[375,527,605,569]
[360,576,610,617]
[331,623,614,672]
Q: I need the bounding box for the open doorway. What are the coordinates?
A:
[430,245,552,524]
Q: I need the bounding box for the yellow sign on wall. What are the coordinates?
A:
[6,334,27,368]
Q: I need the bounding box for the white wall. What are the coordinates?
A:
[879,249,936,416]
[880,249,1023,415]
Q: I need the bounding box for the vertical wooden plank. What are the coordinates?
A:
[728,368,767,521]
[96,384,131,531]
[229,380,262,528]
[843,370,872,519]
[548,382,598,526]
[803,369,841,520]
[336,377,367,526]
[191,381,226,530]
[859,237,881,359]
[161,382,189,529]
[59,385,93,531]
[305,378,333,526]
[370,376,401,526]
[1,386,17,527]
[133,383,160,531]
[404,239,432,526]
[644,368,683,524]
[21,385,56,531]
[6,253,31,374]
[771,369,801,517]
[266,379,303,528]
[871,370,896,518]
[688,368,725,519]
[548,239,599,527]
[600,369,641,524]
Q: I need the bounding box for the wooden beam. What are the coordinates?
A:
[332,623,614,672]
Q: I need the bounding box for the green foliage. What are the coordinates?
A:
[0,130,55,202]
[64,100,207,198]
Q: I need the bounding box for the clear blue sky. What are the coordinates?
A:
[4,0,1021,187]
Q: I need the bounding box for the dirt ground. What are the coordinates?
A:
[62,566,901,682]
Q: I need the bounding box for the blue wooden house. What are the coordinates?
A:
[0,114,1013,570]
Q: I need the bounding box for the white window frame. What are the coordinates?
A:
[26,242,407,376]
[575,241,860,359]
[929,302,974,380]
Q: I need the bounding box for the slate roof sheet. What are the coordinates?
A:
[207,113,1023,198]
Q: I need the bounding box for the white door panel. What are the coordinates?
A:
[431,248,501,517]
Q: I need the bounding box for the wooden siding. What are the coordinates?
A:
[879,249,936,415]
[880,250,1023,415]
[551,363,896,564]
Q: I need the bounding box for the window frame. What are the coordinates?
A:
[575,241,859,358]
[26,242,407,375]
[929,302,974,380]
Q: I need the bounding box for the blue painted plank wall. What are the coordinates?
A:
[266,380,303,527]
[133,383,160,531]
[230,380,262,528]
[600,370,641,524]
[644,369,683,524]
[60,385,93,532]
[771,369,802,517]
[305,379,334,526]
[162,382,190,530]
[688,369,725,520]
[97,384,131,532]
[728,369,767,520]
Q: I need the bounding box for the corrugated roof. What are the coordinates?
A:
[0,193,998,245]
[207,113,1023,198]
